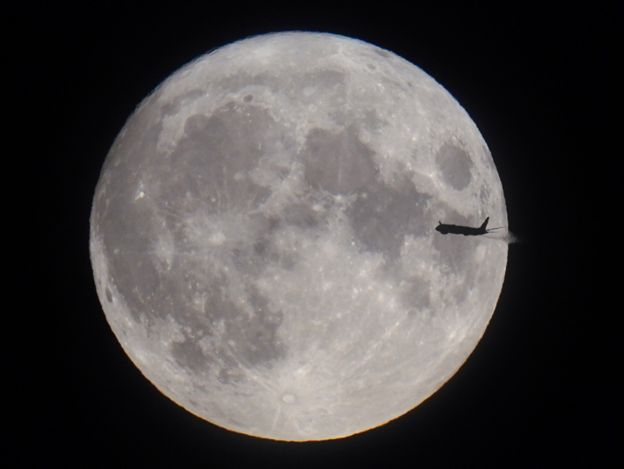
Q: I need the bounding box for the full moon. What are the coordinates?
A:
[90,32,507,441]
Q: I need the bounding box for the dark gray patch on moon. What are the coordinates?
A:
[250,216,301,271]
[102,227,167,323]
[302,126,377,194]
[400,276,432,318]
[171,336,209,373]
[161,88,205,116]
[105,287,113,303]
[217,215,275,277]
[361,110,386,132]
[215,72,283,96]
[224,287,285,367]
[436,142,473,190]
[157,101,277,216]
[350,176,430,261]
[301,69,345,91]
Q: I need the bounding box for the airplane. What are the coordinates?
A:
[435,217,503,236]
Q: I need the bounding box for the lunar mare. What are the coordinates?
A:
[90,32,507,441]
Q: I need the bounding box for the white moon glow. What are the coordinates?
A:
[90,32,507,441]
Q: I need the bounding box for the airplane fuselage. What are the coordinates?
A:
[435,217,490,236]
[435,224,486,236]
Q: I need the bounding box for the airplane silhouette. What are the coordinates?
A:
[435,217,502,236]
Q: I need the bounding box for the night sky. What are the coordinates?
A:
[12,2,617,467]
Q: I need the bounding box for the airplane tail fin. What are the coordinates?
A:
[480,217,490,230]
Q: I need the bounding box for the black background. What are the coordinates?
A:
[11,2,617,467]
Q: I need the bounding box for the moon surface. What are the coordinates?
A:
[90,32,507,441]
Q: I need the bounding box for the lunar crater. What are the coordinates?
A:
[436,141,474,190]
